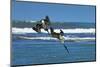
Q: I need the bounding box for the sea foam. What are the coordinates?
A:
[17,36,95,41]
[12,27,95,34]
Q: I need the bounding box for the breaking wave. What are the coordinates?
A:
[12,27,95,34]
[17,36,95,41]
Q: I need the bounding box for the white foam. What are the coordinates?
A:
[12,27,95,34]
[18,36,95,41]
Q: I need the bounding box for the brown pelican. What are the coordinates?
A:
[32,16,50,33]
[50,27,69,54]
[50,27,65,43]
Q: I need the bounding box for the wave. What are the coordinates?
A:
[17,36,95,41]
[12,27,95,34]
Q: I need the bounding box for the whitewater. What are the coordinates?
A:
[12,27,95,34]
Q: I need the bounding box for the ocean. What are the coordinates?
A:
[11,22,96,66]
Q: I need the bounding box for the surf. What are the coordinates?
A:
[12,27,95,34]
[16,36,95,41]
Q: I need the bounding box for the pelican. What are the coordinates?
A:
[32,16,50,33]
[50,27,69,54]
[50,27,65,43]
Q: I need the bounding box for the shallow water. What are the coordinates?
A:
[12,39,96,66]
[11,22,96,66]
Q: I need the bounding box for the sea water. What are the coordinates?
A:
[11,22,96,66]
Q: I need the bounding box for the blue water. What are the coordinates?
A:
[11,34,96,66]
[11,22,96,66]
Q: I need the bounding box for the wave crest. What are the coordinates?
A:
[12,27,95,34]
[17,36,95,41]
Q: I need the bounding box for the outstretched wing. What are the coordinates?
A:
[32,24,42,33]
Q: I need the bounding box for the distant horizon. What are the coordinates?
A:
[12,1,96,23]
[12,20,95,24]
